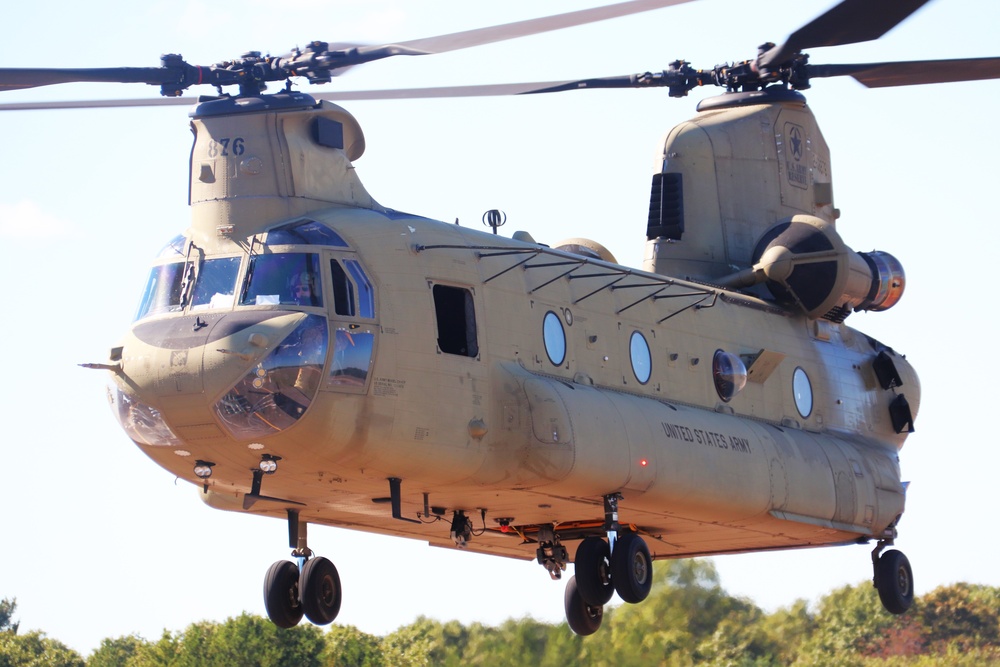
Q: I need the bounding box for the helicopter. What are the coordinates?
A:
[3,0,999,639]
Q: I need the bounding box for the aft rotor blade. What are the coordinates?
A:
[0,67,178,92]
[760,0,932,68]
[519,76,649,93]
[808,57,1000,88]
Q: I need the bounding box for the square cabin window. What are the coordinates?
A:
[433,285,478,358]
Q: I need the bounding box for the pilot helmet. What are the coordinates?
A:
[289,272,316,291]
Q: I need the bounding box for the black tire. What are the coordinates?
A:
[263,560,303,629]
[875,549,914,614]
[564,576,603,636]
[575,537,614,607]
[611,532,653,604]
[300,556,342,625]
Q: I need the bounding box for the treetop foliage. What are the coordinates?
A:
[0,599,18,635]
[4,563,1000,667]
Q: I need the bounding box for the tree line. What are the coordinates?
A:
[3,560,999,666]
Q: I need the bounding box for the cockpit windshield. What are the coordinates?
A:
[135,225,341,321]
[134,263,185,320]
[134,256,241,320]
[266,219,349,247]
[241,252,324,308]
[191,256,241,309]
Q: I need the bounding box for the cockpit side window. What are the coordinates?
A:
[329,258,376,319]
[344,259,375,319]
[329,259,356,316]
[241,253,324,307]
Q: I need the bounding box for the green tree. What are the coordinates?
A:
[10,567,1000,667]
[501,617,545,665]
[123,630,179,667]
[759,599,816,665]
[381,616,486,667]
[200,613,324,667]
[694,604,782,666]
[85,635,146,667]
[793,582,905,666]
[322,625,383,667]
[379,617,436,667]
[458,618,553,667]
[117,615,323,667]
[432,619,473,667]
[0,630,85,667]
[536,622,583,667]
[599,559,766,666]
[0,599,18,635]
[917,583,1000,653]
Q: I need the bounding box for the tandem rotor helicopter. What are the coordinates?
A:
[4,0,999,637]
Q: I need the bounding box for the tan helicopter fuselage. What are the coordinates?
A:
[109,93,917,563]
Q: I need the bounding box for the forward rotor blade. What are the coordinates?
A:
[397,0,693,53]
[0,96,197,111]
[0,79,613,110]
[760,0,932,68]
[808,57,1000,88]
[313,78,646,101]
[0,83,576,110]
[0,67,176,92]
[10,55,997,110]
[313,0,695,69]
[313,81,576,100]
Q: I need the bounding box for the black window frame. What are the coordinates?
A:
[432,284,479,358]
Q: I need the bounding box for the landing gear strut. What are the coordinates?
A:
[872,540,913,614]
[536,524,569,580]
[562,493,653,636]
[263,510,343,628]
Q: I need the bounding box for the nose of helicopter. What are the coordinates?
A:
[108,311,328,446]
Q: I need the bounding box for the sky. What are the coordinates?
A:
[1,0,999,657]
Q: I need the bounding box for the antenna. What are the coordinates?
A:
[482,209,507,234]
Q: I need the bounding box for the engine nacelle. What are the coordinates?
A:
[750,215,905,321]
[553,237,618,264]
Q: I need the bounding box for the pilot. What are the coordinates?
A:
[290,272,319,306]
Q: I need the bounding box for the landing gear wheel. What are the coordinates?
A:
[300,556,342,625]
[611,532,653,604]
[263,560,303,629]
[564,576,603,636]
[875,549,913,614]
[574,537,614,607]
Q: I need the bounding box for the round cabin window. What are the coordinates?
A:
[793,367,813,418]
[630,331,651,384]
[543,311,566,366]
